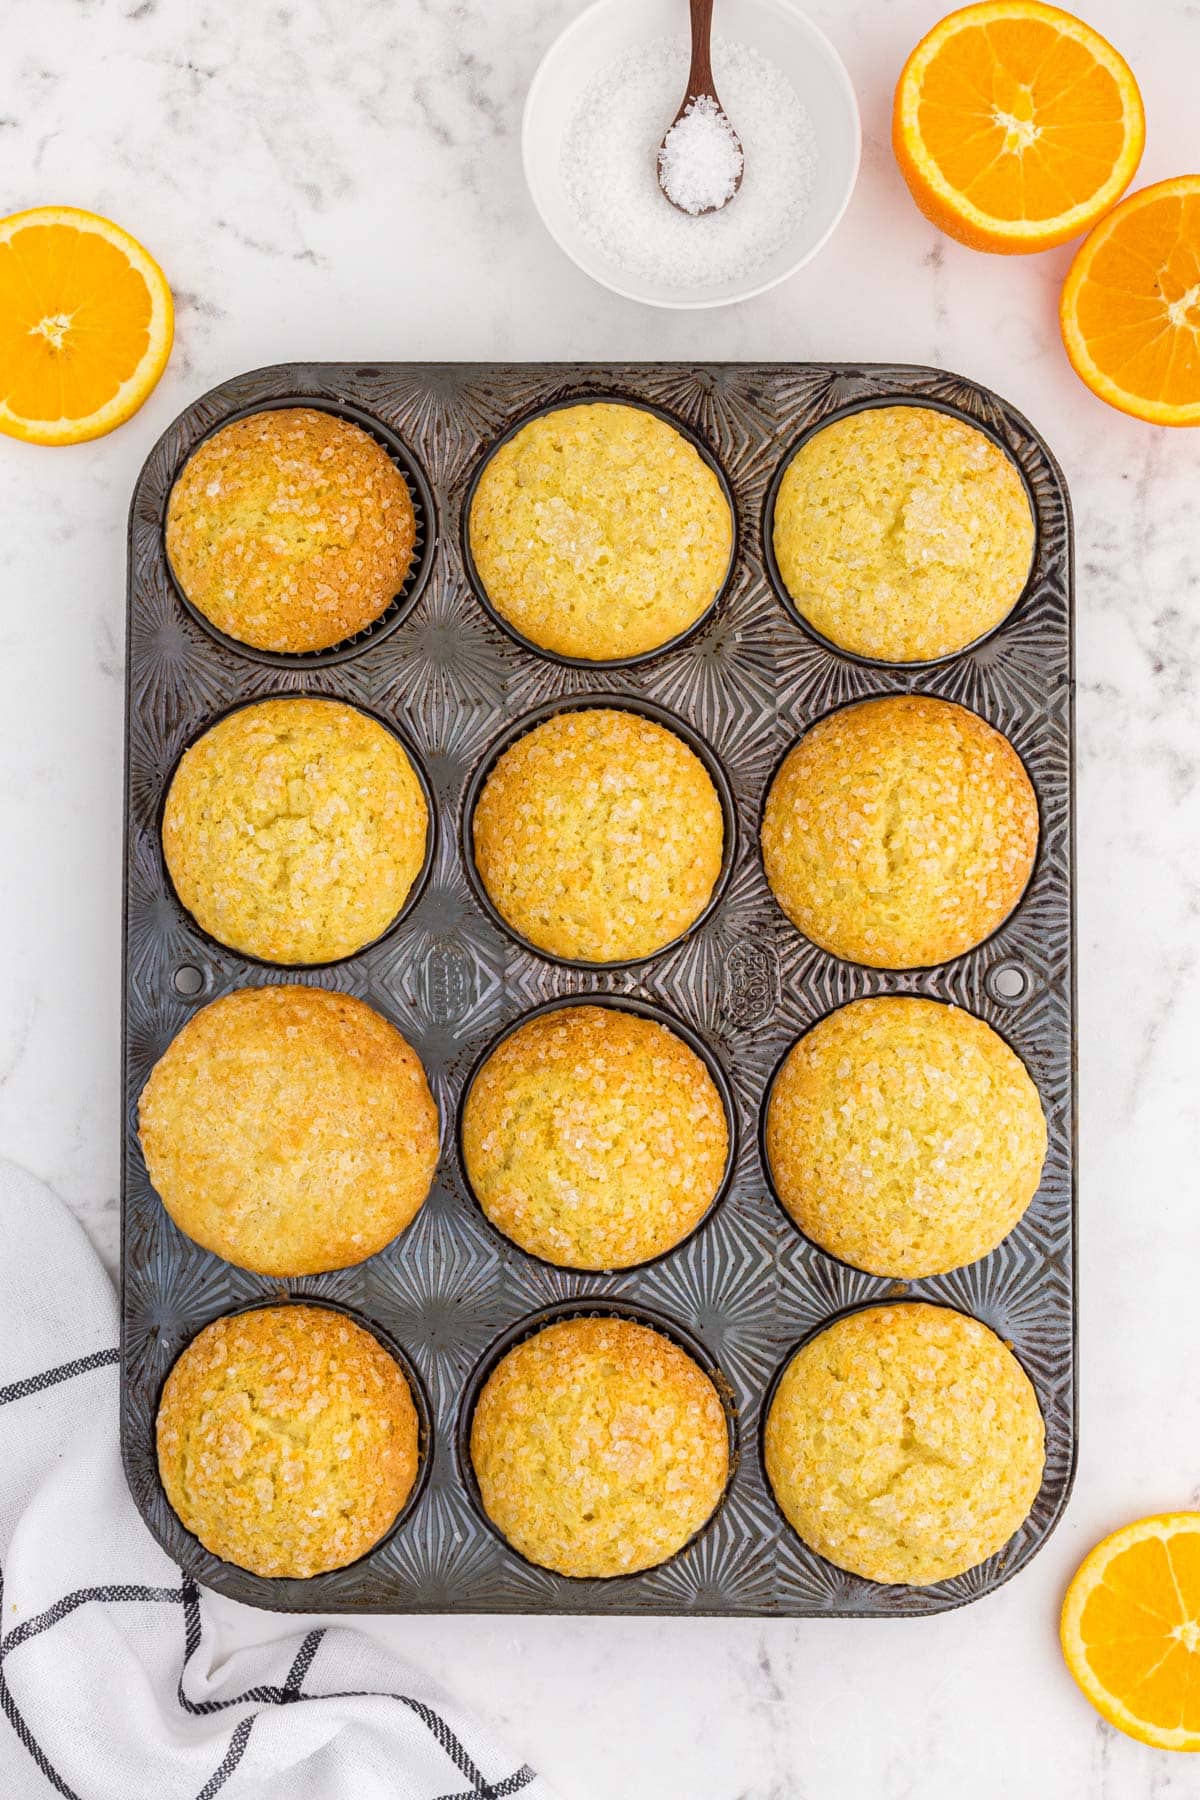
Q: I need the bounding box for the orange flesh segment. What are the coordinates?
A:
[0,206,171,443]
[1173,1531,1200,1616]
[1064,1517,1200,1747]
[1063,182,1200,418]
[915,18,1125,223]
[895,4,1145,256]
[0,226,152,417]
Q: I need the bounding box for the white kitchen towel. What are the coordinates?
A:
[0,1159,559,1800]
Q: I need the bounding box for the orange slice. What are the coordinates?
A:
[1061,1512,1200,1752]
[1061,176,1200,427]
[893,2,1145,254]
[0,205,173,445]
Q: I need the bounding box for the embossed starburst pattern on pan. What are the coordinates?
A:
[122,362,1074,1619]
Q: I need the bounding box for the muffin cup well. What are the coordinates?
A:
[455,991,738,1274]
[761,394,1040,672]
[461,392,737,670]
[163,395,437,670]
[456,1298,739,1581]
[758,1297,1048,1581]
[461,692,738,971]
[757,994,1046,1280]
[157,692,438,972]
[756,691,1042,974]
[153,1298,434,1583]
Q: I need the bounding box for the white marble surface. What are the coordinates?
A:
[3,0,1200,1793]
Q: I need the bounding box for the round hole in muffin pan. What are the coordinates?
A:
[760,393,1042,672]
[455,1296,739,1583]
[153,690,438,973]
[460,391,738,671]
[459,691,739,972]
[987,959,1033,1004]
[454,990,738,1275]
[161,395,437,670]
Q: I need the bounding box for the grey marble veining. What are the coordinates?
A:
[2,0,1200,1794]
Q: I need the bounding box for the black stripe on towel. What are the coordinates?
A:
[1,1583,184,1661]
[193,1715,254,1800]
[178,1576,287,1716]
[432,1766,539,1800]
[0,1562,540,1800]
[0,1565,83,1800]
[0,1347,119,1408]
[284,1629,325,1696]
[399,1694,491,1788]
[179,1594,535,1799]
[185,1620,323,1799]
[180,1581,483,1785]
[0,1567,185,1800]
[486,1769,539,1798]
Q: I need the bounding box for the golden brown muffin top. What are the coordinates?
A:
[470,1316,729,1578]
[462,1004,728,1269]
[766,997,1047,1277]
[760,695,1038,969]
[764,1303,1044,1586]
[468,402,732,661]
[156,1305,420,1578]
[162,697,428,966]
[139,986,439,1277]
[772,405,1034,663]
[472,708,724,964]
[166,407,417,654]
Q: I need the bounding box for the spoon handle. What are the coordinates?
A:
[686,0,716,99]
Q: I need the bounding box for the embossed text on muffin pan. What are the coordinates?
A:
[123,362,1075,1616]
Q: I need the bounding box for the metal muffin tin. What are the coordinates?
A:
[122,361,1076,1617]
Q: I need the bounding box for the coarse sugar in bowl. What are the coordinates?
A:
[522,0,860,308]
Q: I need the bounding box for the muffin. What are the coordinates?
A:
[138,986,439,1276]
[166,407,418,654]
[472,708,724,963]
[470,1316,729,1577]
[468,402,732,661]
[462,1004,729,1269]
[766,998,1047,1277]
[163,697,429,964]
[761,695,1038,968]
[157,1305,420,1578]
[772,405,1034,663]
[764,1303,1044,1585]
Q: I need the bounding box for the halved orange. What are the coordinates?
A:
[893,2,1145,254]
[0,205,173,445]
[1061,176,1200,427]
[1061,1512,1200,1752]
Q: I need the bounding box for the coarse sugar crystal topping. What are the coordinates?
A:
[658,95,743,215]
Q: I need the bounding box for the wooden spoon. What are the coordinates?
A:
[657,0,744,216]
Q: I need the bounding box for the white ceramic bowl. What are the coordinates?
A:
[522,0,861,310]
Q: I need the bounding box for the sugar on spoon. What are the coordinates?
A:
[657,0,744,216]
